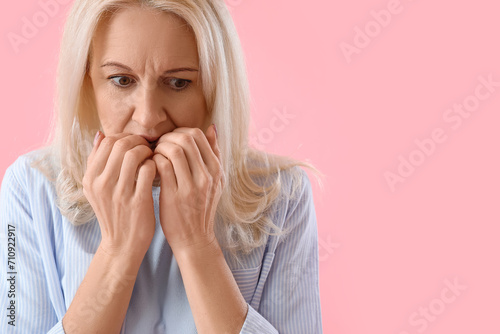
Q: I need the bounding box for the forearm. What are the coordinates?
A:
[62,245,143,334]
[174,241,248,334]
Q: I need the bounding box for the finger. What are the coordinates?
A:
[117,145,155,193]
[87,130,104,163]
[155,131,208,180]
[172,126,222,182]
[153,141,193,189]
[206,124,226,189]
[101,135,151,182]
[135,159,157,195]
[152,154,177,191]
[206,124,222,164]
[86,132,130,181]
[199,124,225,189]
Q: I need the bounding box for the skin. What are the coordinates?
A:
[88,6,210,185]
[62,6,247,334]
[89,6,210,139]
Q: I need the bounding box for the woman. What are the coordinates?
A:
[0,0,324,333]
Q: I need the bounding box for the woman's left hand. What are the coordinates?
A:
[152,124,225,254]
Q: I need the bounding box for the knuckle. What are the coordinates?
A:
[142,158,154,167]
[141,160,156,173]
[82,174,89,187]
[136,162,154,176]
[138,145,153,156]
[82,177,91,192]
[157,157,170,169]
[113,140,127,151]
[144,160,156,176]
[191,127,204,138]
[202,179,212,192]
[198,173,212,191]
[99,137,114,149]
[214,167,224,181]
[169,146,184,158]
[82,173,97,189]
[114,138,132,151]
[178,133,193,146]
[82,180,91,193]
[124,148,141,162]
[205,171,213,183]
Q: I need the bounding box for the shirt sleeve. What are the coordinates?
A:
[0,160,65,333]
[239,168,323,333]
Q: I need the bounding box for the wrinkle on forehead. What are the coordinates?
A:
[89,5,198,74]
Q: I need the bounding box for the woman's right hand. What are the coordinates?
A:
[82,131,157,260]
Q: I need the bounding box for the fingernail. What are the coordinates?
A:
[93,131,101,146]
[213,123,218,138]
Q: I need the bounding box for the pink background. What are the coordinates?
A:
[2,0,499,333]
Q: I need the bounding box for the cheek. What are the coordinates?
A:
[95,90,131,132]
[172,108,208,127]
[170,93,209,126]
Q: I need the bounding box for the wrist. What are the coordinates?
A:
[172,237,222,265]
[97,241,146,269]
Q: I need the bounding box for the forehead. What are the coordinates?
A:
[91,6,199,67]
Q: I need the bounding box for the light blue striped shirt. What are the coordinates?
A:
[0,149,323,333]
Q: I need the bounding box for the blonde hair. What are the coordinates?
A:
[32,0,324,267]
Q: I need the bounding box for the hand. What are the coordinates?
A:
[152,125,225,253]
[83,132,157,260]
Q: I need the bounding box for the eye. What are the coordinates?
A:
[166,78,192,92]
[109,76,134,88]
[108,76,192,92]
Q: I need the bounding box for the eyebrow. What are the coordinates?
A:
[100,61,199,75]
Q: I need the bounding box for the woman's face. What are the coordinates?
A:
[88,6,210,146]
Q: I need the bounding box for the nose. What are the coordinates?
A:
[132,85,167,129]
